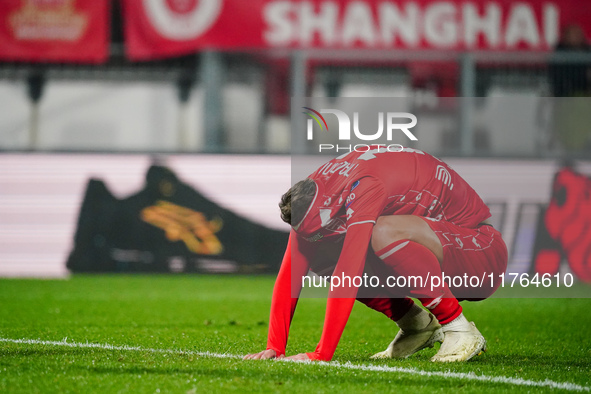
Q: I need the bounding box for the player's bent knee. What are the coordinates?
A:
[371,216,444,262]
[371,218,411,252]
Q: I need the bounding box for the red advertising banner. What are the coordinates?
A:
[0,0,110,64]
[124,0,591,60]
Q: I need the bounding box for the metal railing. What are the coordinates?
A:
[1,49,590,157]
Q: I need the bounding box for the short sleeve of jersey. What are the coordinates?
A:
[344,176,387,227]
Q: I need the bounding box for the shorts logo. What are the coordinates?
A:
[429,199,438,211]
[424,214,442,222]
[435,165,454,190]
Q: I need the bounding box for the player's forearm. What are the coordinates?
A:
[306,297,356,361]
[306,224,372,361]
[266,232,308,355]
[266,289,298,356]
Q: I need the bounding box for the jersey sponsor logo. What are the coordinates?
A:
[326,218,347,233]
[319,208,347,233]
[319,208,332,227]
[435,165,454,190]
[305,233,324,242]
[345,193,356,209]
[346,207,355,220]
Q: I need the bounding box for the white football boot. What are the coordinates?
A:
[430,314,487,362]
[371,304,443,359]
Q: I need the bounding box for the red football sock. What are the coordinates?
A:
[356,296,415,321]
[374,239,462,325]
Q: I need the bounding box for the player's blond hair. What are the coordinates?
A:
[279,178,316,225]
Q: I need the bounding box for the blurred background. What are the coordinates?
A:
[1,0,590,284]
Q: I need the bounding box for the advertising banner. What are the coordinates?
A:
[123,0,591,60]
[0,0,110,63]
[0,153,590,290]
[67,165,289,273]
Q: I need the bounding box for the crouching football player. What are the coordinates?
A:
[244,147,508,363]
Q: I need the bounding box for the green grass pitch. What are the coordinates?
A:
[0,275,590,393]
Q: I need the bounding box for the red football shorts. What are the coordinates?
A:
[420,218,508,300]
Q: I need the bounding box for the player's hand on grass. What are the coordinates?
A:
[283,353,311,362]
[243,349,277,360]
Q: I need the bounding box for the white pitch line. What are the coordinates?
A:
[1,337,588,392]
[0,337,241,360]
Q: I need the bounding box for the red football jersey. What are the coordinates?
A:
[294,147,490,243]
[266,148,491,361]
